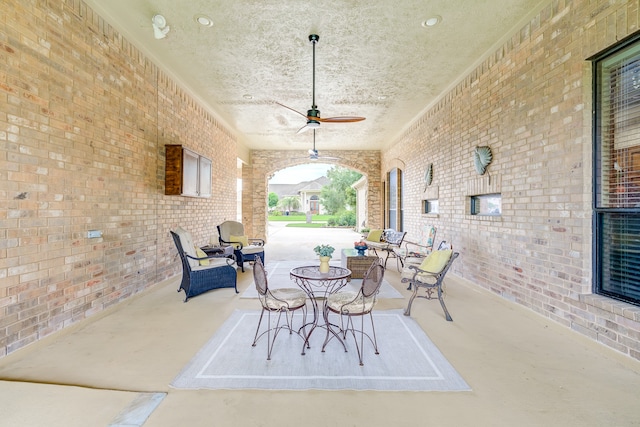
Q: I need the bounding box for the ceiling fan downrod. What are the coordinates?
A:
[309,34,319,114]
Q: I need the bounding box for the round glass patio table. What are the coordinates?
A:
[290,265,351,355]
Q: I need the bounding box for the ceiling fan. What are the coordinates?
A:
[277,34,366,134]
[305,130,338,161]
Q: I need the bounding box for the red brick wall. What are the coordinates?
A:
[383,0,640,360]
[0,0,237,356]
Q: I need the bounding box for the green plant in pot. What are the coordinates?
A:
[313,244,335,258]
[314,244,335,273]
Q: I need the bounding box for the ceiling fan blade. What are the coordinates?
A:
[317,116,366,123]
[276,102,308,119]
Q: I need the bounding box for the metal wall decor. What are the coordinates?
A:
[473,146,492,175]
[423,163,433,191]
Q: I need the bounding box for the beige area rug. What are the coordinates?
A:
[241,261,404,299]
[170,309,470,392]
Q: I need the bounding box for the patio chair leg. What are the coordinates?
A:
[383,251,390,269]
[403,283,419,316]
[438,286,453,321]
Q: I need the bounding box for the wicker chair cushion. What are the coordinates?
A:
[175,227,199,268]
[260,288,307,310]
[239,244,264,255]
[190,257,234,271]
[326,291,376,314]
[229,234,249,249]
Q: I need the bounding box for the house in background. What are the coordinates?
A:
[269,176,330,214]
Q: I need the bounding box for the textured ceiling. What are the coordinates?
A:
[84,0,545,154]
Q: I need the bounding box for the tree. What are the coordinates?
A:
[268,192,279,209]
[320,167,362,214]
[277,196,301,212]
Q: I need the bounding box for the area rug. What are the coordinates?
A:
[241,261,404,299]
[170,309,470,392]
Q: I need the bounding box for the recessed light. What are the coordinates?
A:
[243,94,253,100]
[378,95,387,100]
[422,15,441,28]
[194,14,213,27]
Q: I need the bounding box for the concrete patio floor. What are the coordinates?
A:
[1,223,640,426]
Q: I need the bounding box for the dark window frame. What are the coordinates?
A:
[592,31,640,306]
[423,199,439,214]
[469,194,502,216]
[386,168,403,231]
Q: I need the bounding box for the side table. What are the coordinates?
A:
[200,245,234,257]
[340,248,378,279]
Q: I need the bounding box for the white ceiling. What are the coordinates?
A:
[84,0,545,154]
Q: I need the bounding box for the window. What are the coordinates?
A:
[423,199,439,214]
[387,168,403,230]
[164,145,212,198]
[470,194,501,216]
[593,34,640,305]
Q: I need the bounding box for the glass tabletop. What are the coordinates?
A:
[290,265,351,281]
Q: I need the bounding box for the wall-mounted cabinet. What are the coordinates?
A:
[165,145,212,197]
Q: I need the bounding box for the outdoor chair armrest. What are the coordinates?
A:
[219,238,264,250]
[187,253,236,267]
[405,241,433,257]
[407,263,438,278]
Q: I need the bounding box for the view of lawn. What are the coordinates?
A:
[268,214,336,228]
[268,214,332,222]
[285,222,326,228]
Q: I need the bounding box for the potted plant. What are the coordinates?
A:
[313,244,335,273]
[313,244,335,258]
[353,240,368,256]
[360,227,370,239]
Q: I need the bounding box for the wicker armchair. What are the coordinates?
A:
[217,220,265,272]
[170,228,238,302]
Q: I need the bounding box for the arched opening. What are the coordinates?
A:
[246,150,382,242]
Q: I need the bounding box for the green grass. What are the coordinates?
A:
[268,214,333,222]
[285,222,326,228]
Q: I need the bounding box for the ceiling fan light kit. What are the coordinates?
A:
[296,129,339,162]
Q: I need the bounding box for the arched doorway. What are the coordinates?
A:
[245,150,382,242]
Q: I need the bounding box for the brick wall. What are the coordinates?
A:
[2,0,640,362]
[383,0,640,360]
[0,0,237,357]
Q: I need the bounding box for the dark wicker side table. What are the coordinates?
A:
[340,248,378,279]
